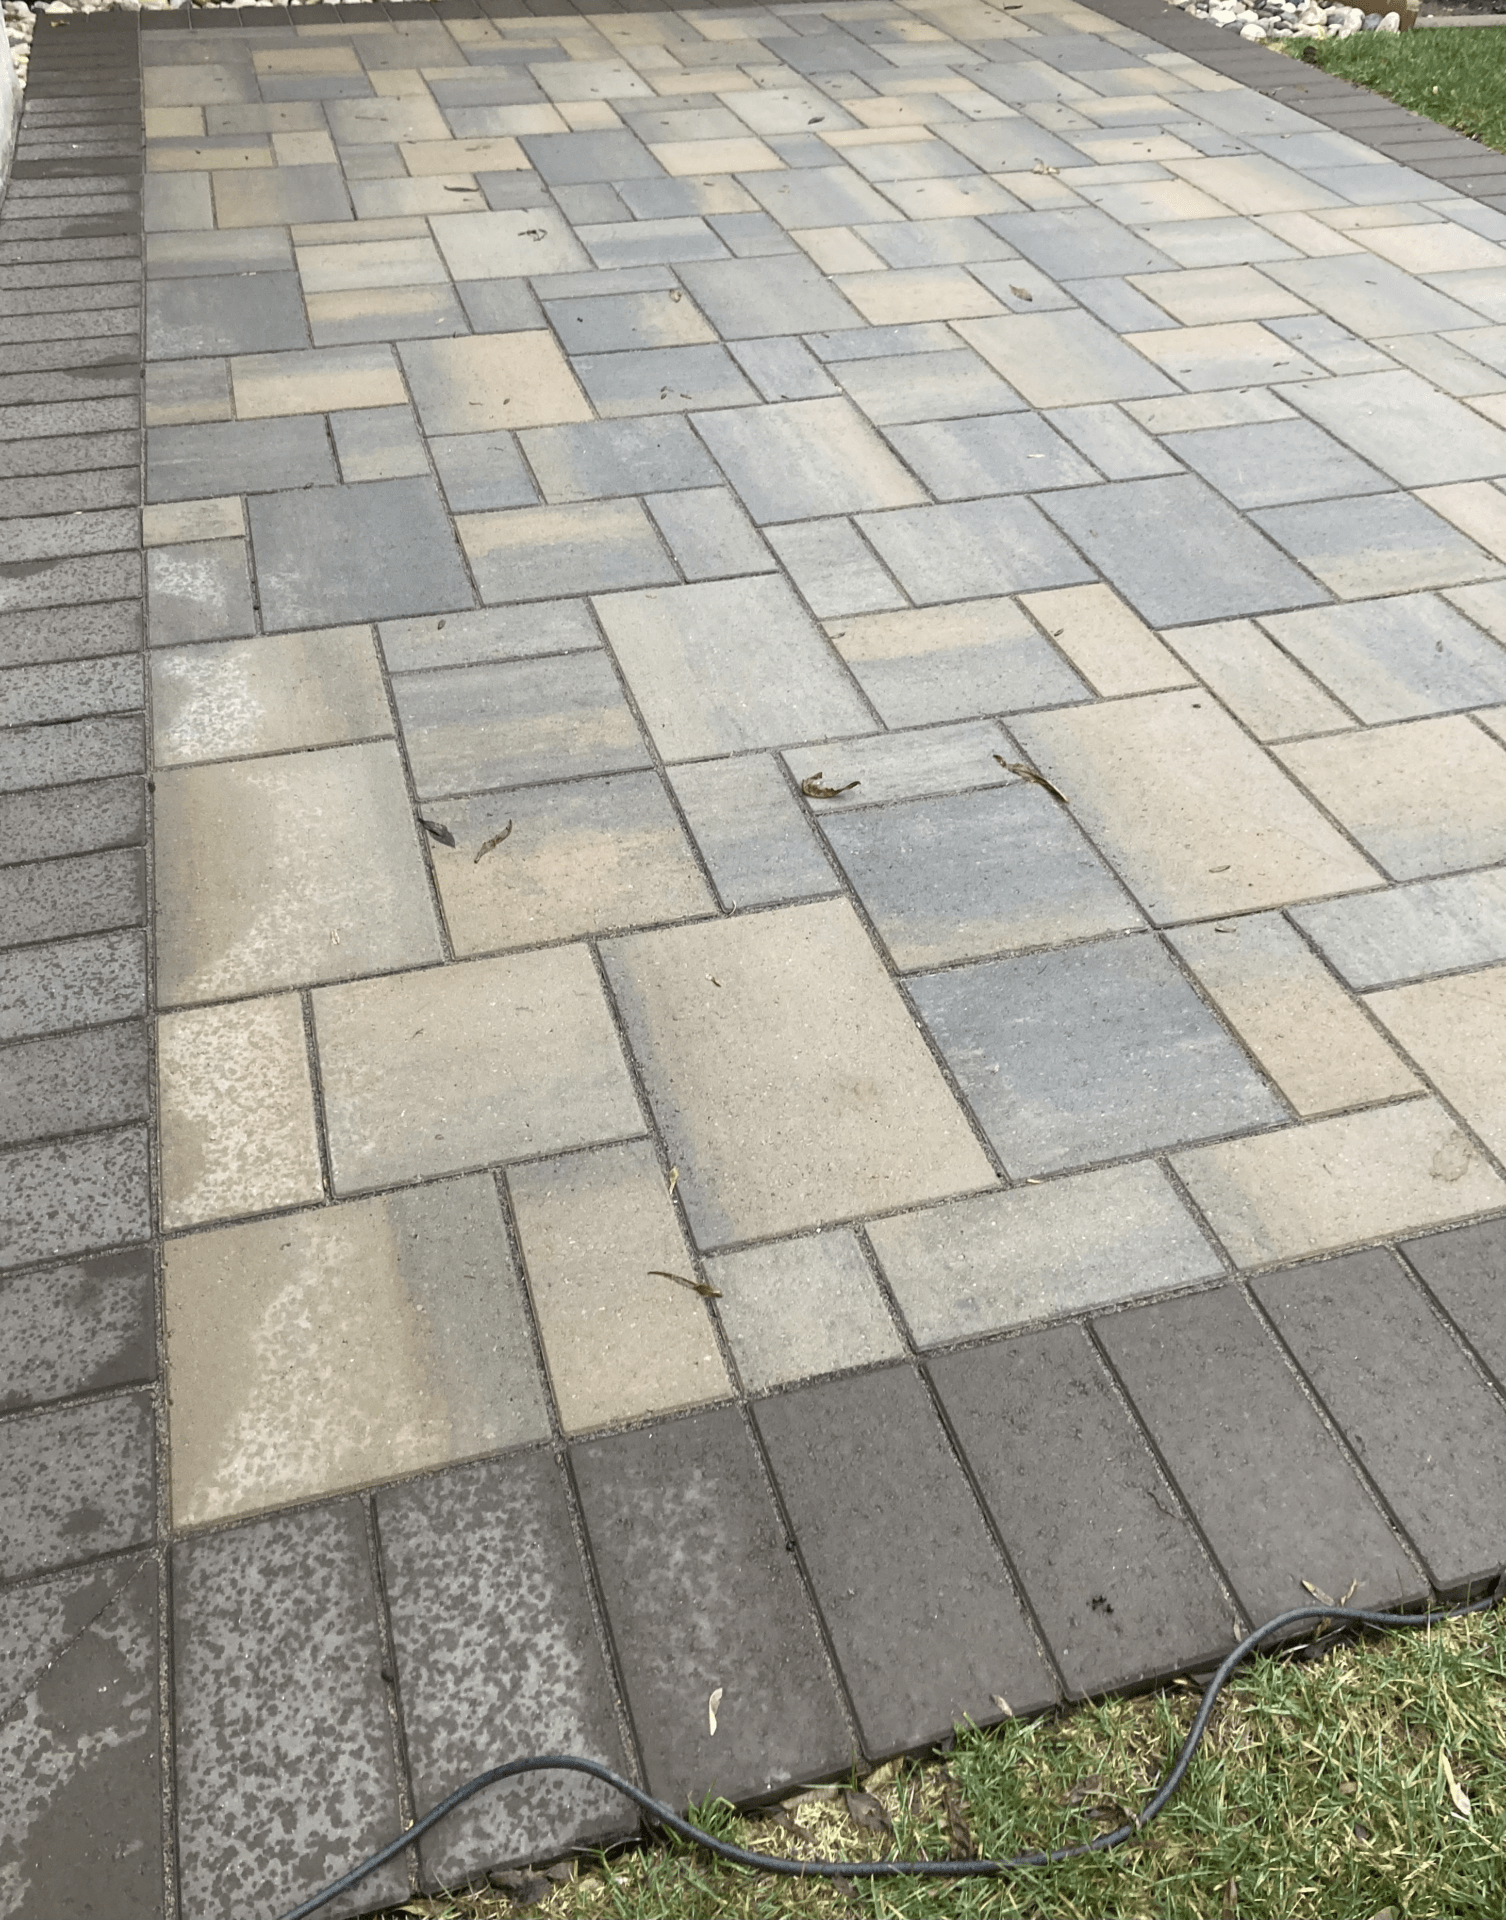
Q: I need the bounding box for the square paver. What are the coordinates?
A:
[1162,418,1392,509]
[572,1406,850,1806]
[0,1247,154,1414]
[423,771,714,954]
[0,1391,154,1580]
[754,1366,1053,1754]
[248,478,474,629]
[376,1453,631,1888]
[393,653,649,798]
[677,253,866,338]
[164,1180,549,1527]
[1037,475,1328,626]
[399,331,592,434]
[1402,1217,1506,1391]
[1174,1099,1506,1267]
[429,430,539,513]
[743,163,899,231]
[151,626,392,765]
[821,782,1140,970]
[867,1161,1221,1346]
[312,947,643,1193]
[430,207,591,280]
[666,753,836,909]
[1285,368,1506,489]
[1012,690,1379,922]
[573,343,757,417]
[1277,717,1506,881]
[932,1325,1235,1699]
[331,404,429,482]
[459,499,678,603]
[1261,593,1506,722]
[690,396,927,523]
[518,415,718,503]
[601,898,996,1249]
[909,931,1284,1177]
[1169,913,1420,1119]
[1253,1248,1506,1594]
[542,287,717,353]
[593,574,873,761]
[147,271,308,357]
[990,206,1176,280]
[508,1140,729,1433]
[146,539,256,647]
[858,496,1096,603]
[1159,619,1353,741]
[954,309,1176,409]
[157,995,322,1231]
[154,741,441,1005]
[1096,1287,1423,1625]
[832,345,1024,424]
[764,517,905,619]
[1256,491,1501,600]
[1366,968,1506,1161]
[885,409,1099,498]
[1294,868,1506,990]
[644,486,774,581]
[824,596,1090,725]
[704,1228,904,1391]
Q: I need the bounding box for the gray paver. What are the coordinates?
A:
[0,1020,148,1149]
[428,430,538,514]
[755,1366,1054,1753]
[173,1502,409,1920]
[145,537,255,645]
[146,415,335,501]
[0,1127,150,1272]
[571,1405,851,1806]
[885,410,1099,498]
[910,932,1284,1176]
[644,486,774,581]
[858,495,1096,603]
[1261,593,1506,721]
[1253,1251,1506,1594]
[519,415,719,504]
[377,1454,631,1887]
[1164,418,1392,510]
[1096,1287,1424,1624]
[933,1325,1235,1698]
[1254,491,1501,600]
[378,601,598,674]
[0,1248,152,1411]
[666,753,836,909]
[821,782,1139,970]
[705,1229,903,1391]
[0,1390,154,1578]
[0,846,142,946]
[692,395,927,523]
[763,517,906,619]
[677,253,866,339]
[1402,1218,1506,1392]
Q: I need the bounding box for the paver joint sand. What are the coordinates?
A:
[2,0,1504,1910]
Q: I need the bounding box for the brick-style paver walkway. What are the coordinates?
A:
[2,2,1505,1914]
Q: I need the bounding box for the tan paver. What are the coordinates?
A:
[509,1140,730,1433]
[1011,690,1380,923]
[154,742,442,1006]
[1160,619,1355,740]
[229,344,405,419]
[157,995,323,1230]
[1173,1100,1506,1267]
[1017,584,1194,696]
[313,947,644,1193]
[1276,717,1506,881]
[398,331,592,433]
[601,898,997,1248]
[1169,913,1421,1117]
[1365,968,1506,1161]
[164,1178,549,1526]
[704,1229,906,1391]
[151,627,393,766]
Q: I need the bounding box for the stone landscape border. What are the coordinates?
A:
[1,5,1505,1917]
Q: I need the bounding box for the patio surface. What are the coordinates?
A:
[2,0,1506,1914]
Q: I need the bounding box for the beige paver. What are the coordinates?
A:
[426,773,716,956]
[1417,481,1506,562]
[704,1229,906,1391]
[1276,716,1506,881]
[866,1162,1222,1347]
[1168,912,1421,1117]
[1017,583,1194,696]
[230,345,405,419]
[1160,619,1355,740]
[601,898,997,1248]
[834,266,1003,324]
[296,236,451,292]
[151,627,393,766]
[398,331,592,433]
[157,995,323,1230]
[429,207,590,279]
[649,136,784,173]
[164,1178,549,1527]
[1365,967,1506,1161]
[401,136,527,173]
[142,496,245,548]
[154,742,442,1006]
[1174,1099,1506,1267]
[1011,690,1380,923]
[508,1139,730,1432]
[313,946,644,1193]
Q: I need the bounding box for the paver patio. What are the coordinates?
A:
[2,0,1505,1914]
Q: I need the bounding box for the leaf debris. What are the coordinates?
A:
[650,1269,722,1299]
[419,817,456,848]
[708,1687,723,1737]
[474,821,514,863]
[993,754,1069,806]
[801,772,860,799]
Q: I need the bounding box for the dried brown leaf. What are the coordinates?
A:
[844,1789,892,1836]
[801,772,860,799]
[708,1686,724,1737]
[649,1269,722,1299]
[1009,285,1034,301]
[474,820,514,863]
[993,755,1069,806]
[419,817,456,848]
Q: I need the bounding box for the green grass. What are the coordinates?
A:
[377,1608,1504,1920]
[1283,26,1505,150]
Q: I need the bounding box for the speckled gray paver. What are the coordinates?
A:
[10,1,1506,1906]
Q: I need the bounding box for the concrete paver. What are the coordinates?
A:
[5,1,1506,1907]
